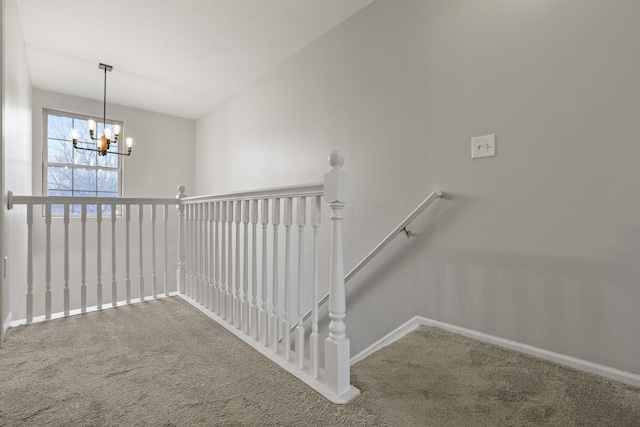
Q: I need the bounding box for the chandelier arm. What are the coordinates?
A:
[74,144,129,156]
[104,149,132,157]
[72,146,102,153]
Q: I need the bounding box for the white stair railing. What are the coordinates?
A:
[7,193,176,323]
[177,151,359,404]
[7,151,358,404]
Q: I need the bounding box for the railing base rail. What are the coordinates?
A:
[179,294,360,404]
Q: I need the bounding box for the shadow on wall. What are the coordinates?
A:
[341,193,640,375]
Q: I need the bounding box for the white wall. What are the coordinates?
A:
[2,0,32,337]
[32,89,195,199]
[16,90,196,319]
[195,0,640,375]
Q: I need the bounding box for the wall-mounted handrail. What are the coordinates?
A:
[344,190,443,283]
[296,190,443,328]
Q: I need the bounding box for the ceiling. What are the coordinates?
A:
[16,0,375,120]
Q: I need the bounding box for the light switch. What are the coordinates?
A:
[471,134,496,159]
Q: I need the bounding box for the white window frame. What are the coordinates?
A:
[42,108,125,215]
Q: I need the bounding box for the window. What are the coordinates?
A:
[43,109,124,215]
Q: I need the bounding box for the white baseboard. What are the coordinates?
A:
[351,315,640,389]
[350,317,422,364]
[8,292,179,327]
[2,312,13,344]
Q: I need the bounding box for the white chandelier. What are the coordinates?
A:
[71,63,133,156]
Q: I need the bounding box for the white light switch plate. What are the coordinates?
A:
[471,134,496,159]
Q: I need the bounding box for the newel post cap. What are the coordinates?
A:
[176,185,186,199]
[324,151,349,203]
[176,185,186,211]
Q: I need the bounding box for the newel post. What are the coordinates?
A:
[324,151,351,396]
[176,185,186,294]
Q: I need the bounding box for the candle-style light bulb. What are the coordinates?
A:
[113,124,121,136]
[126,137,133,148]
[88,120,96,131]
[104,128,112,140]
[71,129,79,142]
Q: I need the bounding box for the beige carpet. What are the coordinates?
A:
[0,297,638,426]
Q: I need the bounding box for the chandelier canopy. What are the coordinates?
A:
[71,63,133,156]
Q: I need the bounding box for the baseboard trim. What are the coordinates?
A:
[8,292,179,327]
[350,317,422,364]
[2,312,13,344]
[351,315,640,389]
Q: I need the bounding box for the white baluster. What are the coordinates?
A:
[45,204,51,319]
[227,201,234,321]
[151,204,157,299]
[176,185,186,295]
[63,204,70,316]
[204,203,209,307]
[209,202,214,310]
[203,203,207,306]
[193,203,199,301]
[198,203,204,304]
[164,204,169,297]
[250,199,259,339]
[271,198,280,353]
[199,203,204,304]
[139,203,144,301]
[242,199,250,333]
[192,204,197,299]
[295,196,306,369]
[97,204,103,310]
[214,202,221,315]
[324,151,351,396]
[203,203,209,308]
[310,195,321,378]
[185,204,191,298]
[125,204,131,303]
[220,201,227,320]
[260,199,269,345]
[202,203,207,304]
[186,204,192,298]
[282,197,293,361]
[26,204,34,322]
[81,204,88,311]
[234,200,242,328]
[191,204,197,298]
[192,204,198,302]
[111,204,117,307]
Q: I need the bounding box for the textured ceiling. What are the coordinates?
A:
[16,0,374,119]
